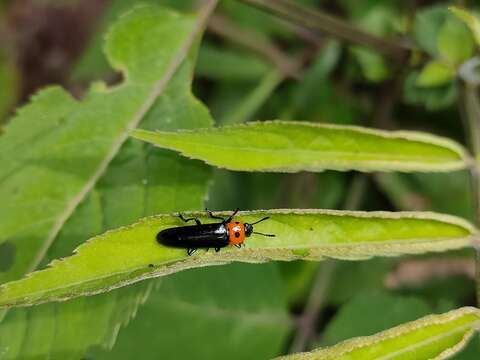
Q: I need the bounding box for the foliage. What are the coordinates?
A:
[280,307,480,360]
[1,0,480,359]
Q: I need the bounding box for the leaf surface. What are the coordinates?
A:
[0,210,474,308]
[0,3,216,359]
[437,16,474,64]
[0,2,217,286]
[130,121,470,173]
[450,7,480,47]
[416,62,455,88]
[90,264,291,360]
[279,307,480,360]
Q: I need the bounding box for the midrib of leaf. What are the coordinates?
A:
[374,322,478,360]
[143,140,460,162]
[4,236,468,304]
[0,209,474,308]
[32,0,218,275]
[131,121,470,172]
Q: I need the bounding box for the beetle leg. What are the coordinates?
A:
[215,248,221,252]
[235,244,242,249]
[187,248,197,256]
[206,208,226,221]
[178,213,201,225]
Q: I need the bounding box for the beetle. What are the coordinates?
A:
[156,209,275,255]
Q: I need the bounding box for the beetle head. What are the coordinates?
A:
[244,223,253,237]
[244,217,275,238]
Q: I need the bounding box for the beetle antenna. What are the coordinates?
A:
[225,208,240,223]
[253,231,275,237]
[250,216,270,225]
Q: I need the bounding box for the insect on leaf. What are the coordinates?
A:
[0,209,475,308]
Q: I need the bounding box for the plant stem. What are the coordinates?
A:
[290,261,335,353]
[237,0,413,60]
[458,57,480,307]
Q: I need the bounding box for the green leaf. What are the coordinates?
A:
[0,210,474,308]
[437,17,475,65]
[90,264,291,360]
[70,0,198,81]
[0,3,216,286]
[414,6,448,56]
[416,61,455,88]
[130,121,470,173]
[280,307,480,360]
[350,47,390,82]
[0,192,145,360]
[0,192,152,360]
[0,4,216,359]
[0,84,213,360]
[450,7,480,47]
[452,334,480,359]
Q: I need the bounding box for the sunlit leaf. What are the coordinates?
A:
[0,3,216,286]
[450,7,480,47]
[131,121,470,173]
[0,3,216,359]
[0,210,474,308]
[280,307,480,360]
[437,17,474,65]
[416,61,455,88]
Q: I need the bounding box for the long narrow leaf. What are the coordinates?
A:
[279,307,480,360]
[130,121,470,173]
[0,210,474,308]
